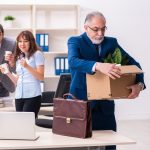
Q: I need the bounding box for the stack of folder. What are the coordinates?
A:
[54,57,70,75]
[36,33,49,52]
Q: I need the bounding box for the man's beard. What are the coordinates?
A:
[92,36,104,44]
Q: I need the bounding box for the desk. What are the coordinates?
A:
[0,106,15,112]
[0,106,53,115]
[0,130,135,150]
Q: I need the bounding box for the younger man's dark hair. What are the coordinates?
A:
[0,24,4,33]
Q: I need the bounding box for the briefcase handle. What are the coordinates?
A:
[63,93,76,100]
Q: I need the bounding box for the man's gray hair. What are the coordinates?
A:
[84,11,106,24]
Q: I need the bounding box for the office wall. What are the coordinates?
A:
[1,0,150,120]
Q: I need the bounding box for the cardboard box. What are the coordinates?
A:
[86,65,143,100]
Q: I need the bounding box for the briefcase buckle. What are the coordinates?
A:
[66,117,71,123]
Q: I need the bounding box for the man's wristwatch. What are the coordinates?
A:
[138,82,144,91]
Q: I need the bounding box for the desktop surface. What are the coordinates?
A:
[0,130,136,150]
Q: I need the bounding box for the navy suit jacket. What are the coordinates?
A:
[68,32,145,130]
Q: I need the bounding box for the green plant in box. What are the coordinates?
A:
[103,47,129,65]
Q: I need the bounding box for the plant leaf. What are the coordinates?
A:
[112,48,122,64]
[104,53,113,63]
[103,47,129,65]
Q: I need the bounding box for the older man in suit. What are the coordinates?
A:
[68,11,145,150]
[0,24,16,97]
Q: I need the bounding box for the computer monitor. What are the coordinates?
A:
[36,74,71,128]
[54,73,71,98]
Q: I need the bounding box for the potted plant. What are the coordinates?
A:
[103,47,129,65]
[4,15,15,28]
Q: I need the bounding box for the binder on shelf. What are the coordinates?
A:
[64,57,70,73]
[36,33,49,52]
[54,57,69,75]
[36,34,40,48]
[36,33,44,51]
[60,57,65,74]
[44,34,49,52]
[55,57,60,75]
[40,34,44,46]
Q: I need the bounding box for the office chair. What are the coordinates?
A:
[36,91,55,128]
[36,118,53,128]
[36,73,71,128]
[41,91,55,107]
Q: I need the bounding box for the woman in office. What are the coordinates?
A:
[0,30,44,118]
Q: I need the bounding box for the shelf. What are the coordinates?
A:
[4,28,33,31]
[35,4,78,9]
[0,5,32,29]
[0,5,32,10]
[0,4,80,91]
[35,5,79,29]
[44,51,68,55]
[36,28,78,31]
[44,75,60,78]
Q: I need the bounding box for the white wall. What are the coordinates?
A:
[1,0,150,120]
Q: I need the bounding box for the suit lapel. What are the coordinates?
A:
[99,37,109,62]
[82,33,94,49]
[82,33,99,60]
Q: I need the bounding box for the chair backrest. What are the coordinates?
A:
[41,91,55,106]
[41,73,71,106]
[54,73,71,98]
